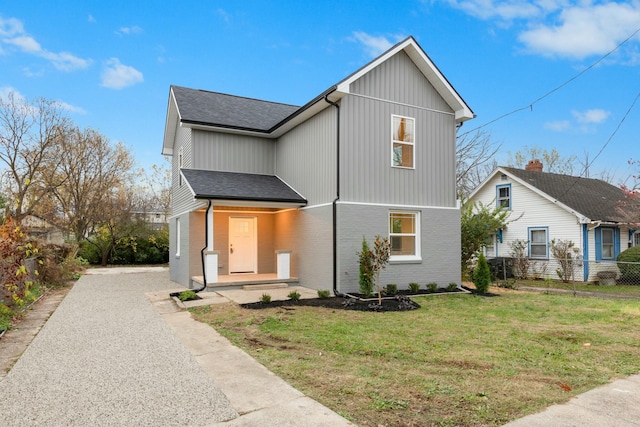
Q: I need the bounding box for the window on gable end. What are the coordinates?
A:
[391,115,415,169]
[178,146,184,186]
[496,184,511,210]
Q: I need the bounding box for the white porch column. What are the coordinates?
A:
[205,250,219,284]
[276,250,291,280]
[205,205,217,284]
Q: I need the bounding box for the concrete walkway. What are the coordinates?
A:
[0,268,352,427]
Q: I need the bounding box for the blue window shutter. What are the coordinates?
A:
[614,228,621,259]
[595,227,602,260]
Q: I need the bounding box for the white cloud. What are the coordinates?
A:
[116,25,143,36]
[444,0,555,21]
[54,100,87,114]
[0,86,24,102]
[217,8,230,23]
[0,16,91,71]
[88,14,96,23]
[101,58,143,89]
[350,32,405,58]
[519,2,640,59]
[572,108,610,124]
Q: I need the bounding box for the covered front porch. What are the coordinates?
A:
[191,272,300,291]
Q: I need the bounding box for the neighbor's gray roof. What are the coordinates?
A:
[502,167,627,222]
[172,86,300,132]
[181,169,307,205]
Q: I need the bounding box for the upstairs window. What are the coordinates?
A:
[528,227,548,259]
[391,115,415,169]
[389,211,420,261]
[496,184,511,210]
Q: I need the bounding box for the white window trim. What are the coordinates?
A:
[391,115,415,170]
[601,228,615,260]
[496,184,511,210]
[389,210,421,262]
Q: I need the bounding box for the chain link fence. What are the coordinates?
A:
[487,257,640,287]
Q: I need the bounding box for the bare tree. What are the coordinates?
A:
[456,130,501,198]
[0,92,70,221]
[506,145,576,175]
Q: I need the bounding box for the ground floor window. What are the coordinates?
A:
[528,227,548,259]
[634,231,640,247]
[175,218,180,257]
[389,211,420,261]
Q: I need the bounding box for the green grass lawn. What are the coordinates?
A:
[191,290,640,427]
[513,279,640,295]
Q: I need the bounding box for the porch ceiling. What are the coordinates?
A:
[181,169,307,208]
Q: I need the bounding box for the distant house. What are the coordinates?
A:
[21,215,65,245]
[468,160,638,282]
[132,209,169,230]
[162,36,474,293]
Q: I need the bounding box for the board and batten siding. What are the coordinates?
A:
[471,173,582,259]
[275,107,336,206]
[192,130,275,174]
[339,50,457,207]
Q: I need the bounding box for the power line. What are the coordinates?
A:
[458,25,640,139]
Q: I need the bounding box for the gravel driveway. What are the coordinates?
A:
[0,270,238,426]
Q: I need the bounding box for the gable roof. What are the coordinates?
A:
[162,36,474,155]
[474,167,628,223]
[180,169,307,208]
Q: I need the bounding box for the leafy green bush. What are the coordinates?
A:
[0,303,13,332]
[178,290,198,301]
[473,253,491,294]
[426,282,438,293]
[384,284,398,296]
[617,247,640,283]
[447,282,459,291]
[358,237,374,297]
[317,289,331,299]
[408,282,420,293]
[288,290,301,301]
[260,293,272,303]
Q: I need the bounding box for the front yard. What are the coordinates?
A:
[191,288,640,427]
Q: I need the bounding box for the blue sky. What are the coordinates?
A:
[1,1,639,185]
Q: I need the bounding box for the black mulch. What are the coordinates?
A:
[241,295,421,312]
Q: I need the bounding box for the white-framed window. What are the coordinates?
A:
[601,228,614,259]
[389,211,421,261]
[528,227,548,259]
[496,184,511,210]
[178,146,184,186]
[634,232,640,247]
[484,234,496,257]
[391,115,415,169]
[175,218,181,257]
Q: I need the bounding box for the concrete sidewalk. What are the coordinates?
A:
[0,268,352,427]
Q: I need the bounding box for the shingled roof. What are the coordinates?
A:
[172,86,300,133]
[180,169,307,206]
[501,167,627,222]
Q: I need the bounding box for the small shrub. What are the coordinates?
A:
[0,303,13,332]
[447,282,458,291]
[287,290,301,301]
[384,284,398,296]
[178,290,198,301]
[317,289,331,299]
[408,282,420,293]
[473,253,491,294]
[358,237,374,297]
[617,247,640,283]
[426,282,438,293]
[260,293,272,303]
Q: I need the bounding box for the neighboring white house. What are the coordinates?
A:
[469,160,637,282]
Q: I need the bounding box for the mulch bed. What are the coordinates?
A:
[242,287,462,312]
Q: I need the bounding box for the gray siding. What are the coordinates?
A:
[340,94,457,207]
[192,130,275,174]
[275,107,336,205]
[169,212,191,287]
[171,126,200,216]
[336,203,461,294]
[340,50,457,207]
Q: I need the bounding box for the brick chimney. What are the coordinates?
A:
[525,159,543,172]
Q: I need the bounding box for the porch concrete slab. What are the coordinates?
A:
[216,285,319,305]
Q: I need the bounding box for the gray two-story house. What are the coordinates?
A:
[162,36,474,294]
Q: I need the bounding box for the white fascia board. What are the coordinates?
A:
[162,88,179,156]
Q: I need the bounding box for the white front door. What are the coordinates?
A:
[229,217,257,274]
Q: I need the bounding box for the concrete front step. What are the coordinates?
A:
[242,283,288,290]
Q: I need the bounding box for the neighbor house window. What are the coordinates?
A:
[496,184,511,210]
[389,211,420,261]
[391,115,415,168]
[175,218,181,257]
[634,232,640,247]
[528,227,548,259]
[601,228,614,259]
